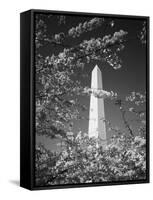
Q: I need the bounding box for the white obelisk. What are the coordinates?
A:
[88,65,106,145]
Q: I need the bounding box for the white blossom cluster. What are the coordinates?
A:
[126,92,146,106]
[68,18,104,38]
[53,18,104,43]
[83,87,117,99]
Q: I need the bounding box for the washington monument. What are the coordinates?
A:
[88,65,107,145]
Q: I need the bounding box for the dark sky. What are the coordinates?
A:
[36,13,147,151]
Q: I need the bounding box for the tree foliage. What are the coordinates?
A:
[35,90,146,186]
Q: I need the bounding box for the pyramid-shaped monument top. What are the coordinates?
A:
[92,64,101,73]
[91,65,103,90]
[88,64,106,146]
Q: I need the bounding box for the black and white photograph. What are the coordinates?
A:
[34,11,149,188]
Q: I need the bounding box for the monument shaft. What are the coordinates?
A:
[88,65,106,143]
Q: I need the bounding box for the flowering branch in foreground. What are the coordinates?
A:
[83,87,118,99]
